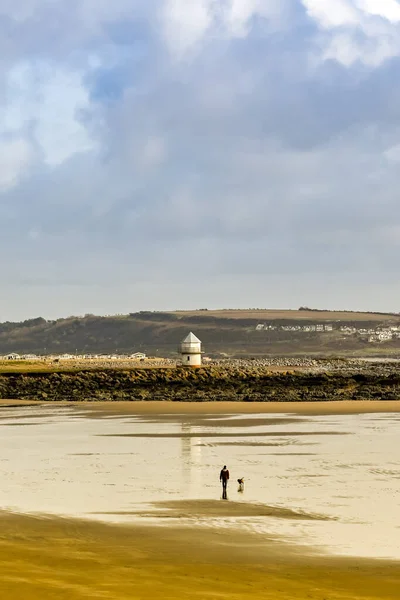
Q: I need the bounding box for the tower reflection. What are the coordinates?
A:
[180,422,202,494]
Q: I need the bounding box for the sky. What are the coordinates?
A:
[1,0,400,320]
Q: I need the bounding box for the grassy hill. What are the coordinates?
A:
[1,309,400,357]
[171,309,399,321]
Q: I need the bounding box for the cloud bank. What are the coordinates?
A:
[1,0,400,319]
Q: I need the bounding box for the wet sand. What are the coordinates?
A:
[75,399,400,416]
[1,399,400,416]
[1,512,399,600]
[95,498,332,520]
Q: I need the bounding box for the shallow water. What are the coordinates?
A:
[0,405,399,559]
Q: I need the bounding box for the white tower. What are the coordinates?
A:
[179,332,202,367]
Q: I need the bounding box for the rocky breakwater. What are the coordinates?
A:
[1,364,400,402]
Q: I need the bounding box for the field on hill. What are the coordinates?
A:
[171,309,400,321]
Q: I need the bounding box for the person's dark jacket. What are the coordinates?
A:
[220,468,230,481]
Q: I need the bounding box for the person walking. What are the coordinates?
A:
[220,465,230,493]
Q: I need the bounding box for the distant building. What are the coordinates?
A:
[4,353,21,360]
[179,332,202,367]
[130,352,146,360]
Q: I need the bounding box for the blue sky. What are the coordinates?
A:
[2,0,400,320]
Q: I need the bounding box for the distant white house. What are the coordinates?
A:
[340,326,357,335]
[4,353,21,360]
[130,352,146,360]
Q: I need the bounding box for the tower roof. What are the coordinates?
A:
[181,332,201,343]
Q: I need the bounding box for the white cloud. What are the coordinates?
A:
[320,29,400,66]
[357,0,400,23]
[302,0,360,28]
[303,0,400,29]
[35,69,95,166]
[2,61,95,166]
[0,138,33,191]
[224,0,286,36]
[161,0,216,54]
[161,0,289,54]
[303,0,400,66]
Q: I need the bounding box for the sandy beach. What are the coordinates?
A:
[1,400,400,598]
[1,511,399,600]
[74,399,400,416]
[2,398,399,415]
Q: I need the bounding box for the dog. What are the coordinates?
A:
[237,477,245,492]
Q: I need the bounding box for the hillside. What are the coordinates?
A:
[1,309,400,357]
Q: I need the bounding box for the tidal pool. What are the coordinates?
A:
[0,404,399,560]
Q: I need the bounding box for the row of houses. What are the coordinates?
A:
[1,353,39,360]
[1,352,147,361]
[256,324,333,332]
[255,322,400,344]
[340,326,400,343]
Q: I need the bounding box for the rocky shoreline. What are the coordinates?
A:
[0,363,400,402]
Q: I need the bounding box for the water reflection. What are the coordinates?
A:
[180,422,203,493]
[180,423,191,486]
